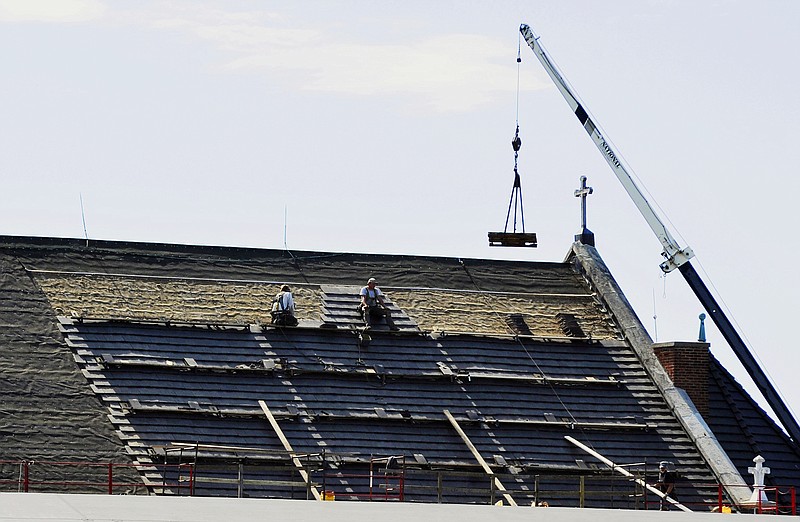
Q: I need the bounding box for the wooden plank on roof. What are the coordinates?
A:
[565,435,692,512]
[258,400,321,501]
[443,409,517,506]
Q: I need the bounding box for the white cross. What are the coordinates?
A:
[749,455,771,486]
[574,175,593,231]
[748,455,771,505]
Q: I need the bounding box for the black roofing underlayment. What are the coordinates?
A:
[0,248,140,491]
[0,235,798,509]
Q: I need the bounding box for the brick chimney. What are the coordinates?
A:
[652,341,710,416]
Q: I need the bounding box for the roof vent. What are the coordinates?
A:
[504,313,532,335]
[556,313,585,338]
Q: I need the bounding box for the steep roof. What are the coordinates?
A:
[707,355,800,488]
[0,235,796,509]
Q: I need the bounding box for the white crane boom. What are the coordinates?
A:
[518,23,800,447]
[519,24,693,272]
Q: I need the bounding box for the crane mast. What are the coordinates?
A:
[519,23,800,445]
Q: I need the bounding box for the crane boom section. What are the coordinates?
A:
[519,24,693,272]
[519,23,800,445]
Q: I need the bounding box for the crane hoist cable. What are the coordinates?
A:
[504,125,524,234]
[489,35,537,248]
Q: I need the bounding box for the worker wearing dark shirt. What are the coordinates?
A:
[655,461,678,510]
[359,278,398,330]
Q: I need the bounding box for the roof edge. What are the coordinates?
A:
[567,242,751,506]
[0,234,568,269]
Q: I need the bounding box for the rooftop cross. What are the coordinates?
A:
[574,175,595,246]
[748,455,771,487]
[747,455,772,506]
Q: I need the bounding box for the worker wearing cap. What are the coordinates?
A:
[654,461,678,510]
[359,278,398,330]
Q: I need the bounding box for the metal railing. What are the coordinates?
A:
[707,483,797,515]
[2,455,796,514]
[0,459,193,495]
[320,456,405,502]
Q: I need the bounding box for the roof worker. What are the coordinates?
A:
[654,461,679,510]
[271,285,298,327]
[359,277,399,331]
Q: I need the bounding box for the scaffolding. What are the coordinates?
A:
[2,452,795,514]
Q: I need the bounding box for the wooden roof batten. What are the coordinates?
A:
[151,442,646,482]
[113,402,655,432]
[89,353,626,388]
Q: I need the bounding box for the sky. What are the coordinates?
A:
[1,0,799,442]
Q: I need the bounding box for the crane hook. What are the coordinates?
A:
[512,125,522,152]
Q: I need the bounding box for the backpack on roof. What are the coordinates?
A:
[271,292,285,313]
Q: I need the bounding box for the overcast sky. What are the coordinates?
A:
[1,0,798,441]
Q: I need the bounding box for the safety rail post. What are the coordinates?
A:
[322,462,327,498]
[489,475,495,505]
[15,461,23,492]
[399,456,405,502]
[368,457,373,501]
[399,470,404,501]
[237,461,244,498]
[192,443,199,496]
[718,483,724,512]
[534,474,539,507]
[304,454,311,501]
[188,463,195,496]
[107,462,113,494]
[23,461,30,492]
[774,486,780,514]
[633,471,642,510]
[176,447,183,492]
[791,486,796,515]
[436,471,443,503]
[611,470,617,509]
[321,449,327,500]
[638,469,649,510]
[579,475,585,508]
[161,455,167,491]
